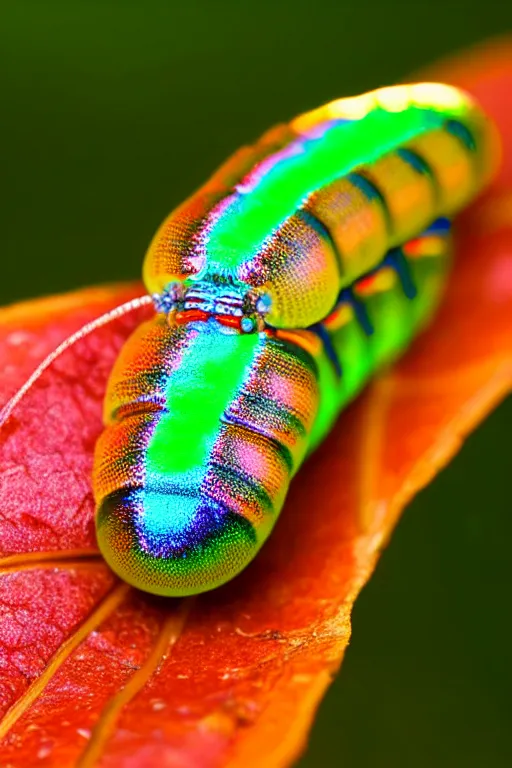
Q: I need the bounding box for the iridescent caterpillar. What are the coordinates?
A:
[93,84,498,597]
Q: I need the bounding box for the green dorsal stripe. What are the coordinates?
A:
[196,101,468,276]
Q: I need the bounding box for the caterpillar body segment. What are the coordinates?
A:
[94,317,319,595]
[93,84,497,596]
[143,83,496,329]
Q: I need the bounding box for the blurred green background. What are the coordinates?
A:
[2,1,511,765]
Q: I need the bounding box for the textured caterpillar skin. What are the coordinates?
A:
[93,84,498,596]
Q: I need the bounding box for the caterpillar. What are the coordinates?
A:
[92,83,498,597]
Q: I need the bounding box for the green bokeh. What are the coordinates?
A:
[2,2,511,765]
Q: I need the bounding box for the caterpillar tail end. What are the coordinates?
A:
[95,488,262,597]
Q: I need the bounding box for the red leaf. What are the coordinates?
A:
[0,38,512,768]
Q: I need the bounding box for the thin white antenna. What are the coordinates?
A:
[0,293,153,429]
